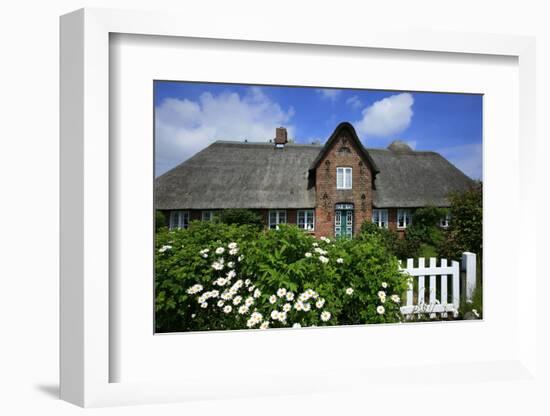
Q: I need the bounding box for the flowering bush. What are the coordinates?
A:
[155,222,407,333]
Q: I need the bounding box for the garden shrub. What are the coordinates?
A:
[359,221,421,260]
[155,210,167,232]
[155,222,408,332]
[438,182,483,261]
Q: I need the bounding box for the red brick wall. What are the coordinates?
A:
[314,133,374,237]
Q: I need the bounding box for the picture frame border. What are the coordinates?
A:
[60,7,537,407]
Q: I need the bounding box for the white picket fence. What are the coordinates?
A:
[399,252,477,318]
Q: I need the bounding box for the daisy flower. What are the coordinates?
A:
[238,305,249,314]
[232,296,242,305]
[285,292,295,301]
[259,321,269,330]
[318,255,329,264]
[277,288,287,297]
[315,298,325,309]
[336,258,344,264]
[253,289,261,298]
[283,303,292,312]
[346,287,354,295]
[215,247,225,255]
[223,305,232,314]
[305,252,312,258]
[228,242,238,249]
[269,295,277,304]
[377,305,385,314]
[320,311,331,322]
[381,282,388,289]
[158,245,172,253]
[200,302,208,309]
[390,294,400,303]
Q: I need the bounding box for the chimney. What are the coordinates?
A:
[274,127,288,148]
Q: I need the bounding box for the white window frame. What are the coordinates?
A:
[336,167,352,189]
[201,210,217,221]
[297,209,315,231]
[268,210,287,229]
[440,212,451,228]
[372,209,388,228]
[397,209,412,229]
[169,210,189,229]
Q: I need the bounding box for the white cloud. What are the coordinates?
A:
[345,95,362,109]
[316,88,342,102]
[155,87,295,175]
[436,143,483,180]
[355,93,414,138]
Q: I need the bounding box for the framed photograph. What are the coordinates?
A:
[60,8,537,407]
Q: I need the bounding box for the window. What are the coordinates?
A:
[440,212,451,228]
[297,210,315,231]
[336,167,352,189]
[169,210,189,229]
[201,210,217,221]
[397,209,412,229]
[268,210,287,229]
[372,209,388,228]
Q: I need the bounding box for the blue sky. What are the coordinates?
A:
[155,81,482,179]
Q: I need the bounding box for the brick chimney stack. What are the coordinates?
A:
[274,127,288,147]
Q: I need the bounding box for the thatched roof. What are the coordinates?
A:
[369,148,474,207]
[155,135,474,210]
[155,141,319,209]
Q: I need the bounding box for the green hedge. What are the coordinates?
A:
[155,222,408,332]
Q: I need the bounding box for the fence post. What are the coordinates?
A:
[461,252,477,303]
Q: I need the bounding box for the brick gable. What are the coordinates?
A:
[314,129,374,237]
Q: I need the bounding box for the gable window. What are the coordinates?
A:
[440,212,451,228]
[397,209,412,229]
[372,209,388,228]
[297,210,315,231]
[268,210,287,229]
[202,210,217,221]
[336,167,352,189]
[169,210,189,230]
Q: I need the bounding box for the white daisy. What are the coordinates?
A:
[381,282,388,289]
[217,300,224,307]
[229,248,239,255]
[269,295,277,304]
[277,288,287,297]
[278,311,287,322]
[315,298,325,309]
[186,284,203,295]
[226,270,236,279]
[259,321,269,330]
[346,287,354,295]
[233,296,242,305]
[214,278,227,286]
[223,305,232,314]
[318,255,329,264]
[200,302,208,309]
[285,292,295,301]
[336,258,344,264]
[245,297,254,306]
[212,261,224,271]
[227,261,235,268]
[294,301,304,311]
[238,305,249,314]
[302,303,311,312]
[228,242,238,249]
[390,294,400,303]
[215,247,225,255]
[305,252,312,258]
[238,255,244,262]
[158,245,172,253]
[320,311,331,322]
[283,303,291,312]
[253,289,261,298]
[377,305,385,314]
[270,310,280,320]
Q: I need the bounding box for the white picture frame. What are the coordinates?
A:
[60,8,537,407]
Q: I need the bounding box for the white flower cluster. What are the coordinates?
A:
[199,248,209,258]
[246,312,263,328]
[186,284,203,295]
[378,290,386,303]
[158,245,172,253]
[319,236,331,243]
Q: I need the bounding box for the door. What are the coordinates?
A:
[335,209,353,238]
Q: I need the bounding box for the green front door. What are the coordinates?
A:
[335,209,353,238]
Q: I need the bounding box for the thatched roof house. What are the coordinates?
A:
[155,122,474,237]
